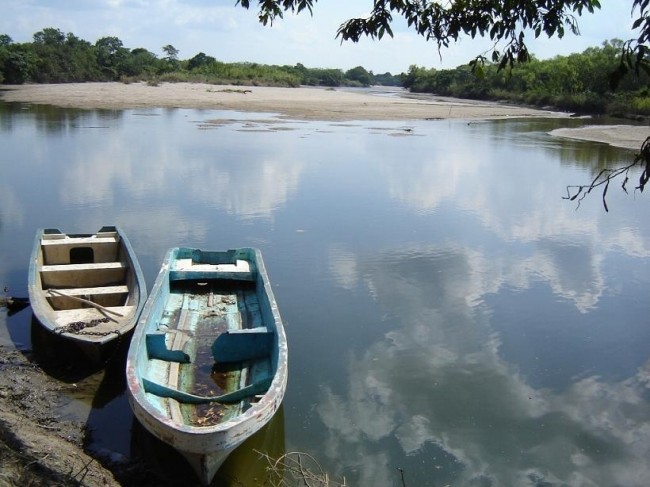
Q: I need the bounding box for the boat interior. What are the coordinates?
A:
[38,228,131,310]
[141,279,274,426]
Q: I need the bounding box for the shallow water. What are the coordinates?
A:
[1,100,650,486]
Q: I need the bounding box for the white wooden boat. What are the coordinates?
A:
[28,226,146,363]
[126,247,287,485]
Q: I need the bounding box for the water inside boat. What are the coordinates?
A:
[160,280,271,426]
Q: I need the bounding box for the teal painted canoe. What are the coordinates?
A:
[27,226,146,363]
[126,247,288,485]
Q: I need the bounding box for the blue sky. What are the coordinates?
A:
[0,0,638,74]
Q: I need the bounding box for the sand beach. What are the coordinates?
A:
[0,81,561,120]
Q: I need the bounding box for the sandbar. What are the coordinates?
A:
[1,82,647,149]
[0,81,559,120]
[549,125,648,151]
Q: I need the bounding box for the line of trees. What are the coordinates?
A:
[3,28,650,117]
[403,39,650,117]
[0,27,402,87]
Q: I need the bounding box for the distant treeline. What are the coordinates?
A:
[2,29,649,117]
[403,39,650,117]
[0,27,402,87]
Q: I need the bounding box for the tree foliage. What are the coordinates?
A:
[0,27,401,87]
[187,52,216,71]
[345,65,373,86]
[236,1,650,77]
[402,40,650,115]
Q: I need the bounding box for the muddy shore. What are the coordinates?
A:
[0,343,151,486]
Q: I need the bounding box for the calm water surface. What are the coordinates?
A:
[1,99,649,486]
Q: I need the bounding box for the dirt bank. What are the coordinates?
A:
[0,346,120,486]
[0,343,167,486]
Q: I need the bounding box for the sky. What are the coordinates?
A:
[0,0,640,74]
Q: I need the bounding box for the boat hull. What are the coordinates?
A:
[27,226,146,364]
[126,247,288,485]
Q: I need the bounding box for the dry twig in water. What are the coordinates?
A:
[256,450,347,487]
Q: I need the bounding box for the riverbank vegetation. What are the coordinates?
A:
[0,28,401,88]
[403,39,650,118]
[1,28,649,118]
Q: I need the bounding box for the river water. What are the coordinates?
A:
[1,100,649,486]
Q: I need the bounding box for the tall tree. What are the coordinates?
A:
[0,35,35,84]
[95,36,129,80]
[122,48,159,77]
[345,65,373,86]
[162,44,180,71]
[30,28,69,82]
[187,52,216,71]
[162,44,179,60]
[32,27,65,46]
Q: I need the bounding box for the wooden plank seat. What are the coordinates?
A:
[169,270,256,282]
[52,305,136,338]
[170,258,255,282]
[40,262,126,288]
[49,285,129,297]
[41,236,118,246]
[41,236,120,265]
[46,285,129,309]
[53,305,134,319]
[41,262,125,271]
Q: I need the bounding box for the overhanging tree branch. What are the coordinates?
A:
[564,135,650,211]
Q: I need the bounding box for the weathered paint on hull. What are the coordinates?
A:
[126,247,288,485]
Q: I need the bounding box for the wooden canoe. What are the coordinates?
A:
[126,247,288,485]
[28,226,146,363]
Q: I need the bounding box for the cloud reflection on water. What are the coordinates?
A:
[58,112,305,221]
[322,245,650,486]
[3,107,650,485]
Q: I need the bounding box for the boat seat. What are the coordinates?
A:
[211,327,273,363]
[41,236,118,246]
[146,333,190,363]
[41,236,120,265]
[48,285,128,296]
[40,262,126,287]
[169,270,255,282]
[41,262,125,272]
[142,376,273,404]
[47,285,129,309]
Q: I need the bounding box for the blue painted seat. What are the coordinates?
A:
[146,333,190,363]
[211,327,273,363]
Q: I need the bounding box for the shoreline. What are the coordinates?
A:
[0,82,647,149]
[0,81,562,120]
